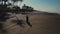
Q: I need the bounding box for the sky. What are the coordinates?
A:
[0,0,60,14]
[20,0,60,14]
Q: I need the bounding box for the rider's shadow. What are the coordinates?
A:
[11,19,25,27]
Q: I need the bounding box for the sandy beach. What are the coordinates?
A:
[0,14,60,34]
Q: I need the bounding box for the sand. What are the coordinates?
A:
[0,14,60,34]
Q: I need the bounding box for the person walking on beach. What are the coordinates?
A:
[26,15,32,27]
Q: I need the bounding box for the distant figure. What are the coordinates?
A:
[26,15,32,27]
